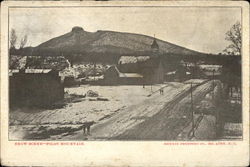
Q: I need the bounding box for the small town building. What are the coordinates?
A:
[103,66,143,85]
[199,64,222,79]
[9,69,64,108]
[112,38,165,85]
[165,70,191,82]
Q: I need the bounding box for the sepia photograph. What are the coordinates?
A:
[1,1,249,166]
[7,4,243,141]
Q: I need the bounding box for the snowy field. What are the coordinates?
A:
[10,84,170,125]
[9,82,190,140]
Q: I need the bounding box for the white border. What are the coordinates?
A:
[1,1,249,166]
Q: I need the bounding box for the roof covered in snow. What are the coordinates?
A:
[119,73,143,78]
[165,71,191,75]
[9,55,68,70]
[199,64,222,70]
[118,56,150,64]
[9,69,54,76]
[106,66,143,78]
[25,69,52,73]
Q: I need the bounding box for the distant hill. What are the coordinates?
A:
[34,26,205,56]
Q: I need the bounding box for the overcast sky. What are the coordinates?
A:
[9,7,241,54]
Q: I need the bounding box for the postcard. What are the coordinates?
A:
[1,1,249,166]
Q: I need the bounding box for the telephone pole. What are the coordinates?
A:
[190,82,195,138]
[212,69,215,100]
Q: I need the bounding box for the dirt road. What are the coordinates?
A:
[64,80,218,140]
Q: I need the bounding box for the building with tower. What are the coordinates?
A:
[103,38,165,85]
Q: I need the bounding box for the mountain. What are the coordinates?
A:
[35,26,205,57]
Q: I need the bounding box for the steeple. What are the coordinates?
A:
[151,35,159,58]
[151,35,159,51]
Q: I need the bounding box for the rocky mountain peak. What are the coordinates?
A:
[71,26,84,33]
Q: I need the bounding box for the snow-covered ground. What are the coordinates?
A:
[10,83,186,140]
[10,84,168,125]
[184,79,207,84]
[9,79,242,141]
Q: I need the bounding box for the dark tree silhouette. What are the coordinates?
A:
[223,21,241,55]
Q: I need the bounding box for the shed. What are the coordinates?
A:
[9,69,64,108]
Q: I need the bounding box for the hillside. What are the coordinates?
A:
[35,26,204,57]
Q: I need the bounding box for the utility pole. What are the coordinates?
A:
[93,61,96,81]
[190,82,195,138]
[31,48,33,56]
[143,76,145,88]
[212,69,215,100]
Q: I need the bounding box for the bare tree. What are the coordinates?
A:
[20,34,28,49]
[10,28,17,49]
[223,21,241,55]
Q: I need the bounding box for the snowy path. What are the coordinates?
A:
[64,80,218,140]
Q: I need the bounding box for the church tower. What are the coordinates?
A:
[151,35,159,55]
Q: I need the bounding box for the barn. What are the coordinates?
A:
[103,66,143,85]
[9,69,64,108]
[115,38,165,85]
